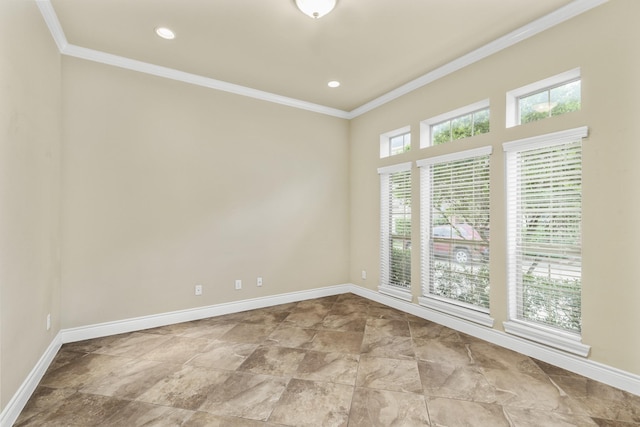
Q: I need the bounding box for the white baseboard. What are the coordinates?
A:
[3,282,639,427]
[348,284,640,397]
[61,284,351,344]
[0,334,62,427]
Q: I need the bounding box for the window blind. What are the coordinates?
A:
[504,128,585,334]
[418,146,491,312]
[379,163,412,290]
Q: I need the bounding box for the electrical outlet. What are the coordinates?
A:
[195,284,203,296]
[235,279,242,290]
[257,277,263,287]
[46,314,51,331]
[361,270,367,280]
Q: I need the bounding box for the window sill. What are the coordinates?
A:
[418,296,494,327]
[503,320,590,357]
[378,285,413,302]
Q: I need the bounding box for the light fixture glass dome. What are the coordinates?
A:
[295,0,337,19]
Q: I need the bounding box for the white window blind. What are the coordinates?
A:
[418,146,492,315]
[379,163,412,292]
[504,127,586,336]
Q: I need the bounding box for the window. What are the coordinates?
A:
[506,68,581,127]
[380,126,411,158]
[420,100,490,148]
[503,127,590,356]
[417,146,493,326]
[378,162,412,300]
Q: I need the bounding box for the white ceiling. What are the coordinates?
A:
[43,0,603,117]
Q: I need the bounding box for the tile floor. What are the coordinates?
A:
[14,293,640,426]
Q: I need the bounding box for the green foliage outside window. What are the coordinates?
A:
[432,108,490,145]
[522,274,581,333]
[391,246,411,289]
[431,262,490,308]
[520,80,581,124]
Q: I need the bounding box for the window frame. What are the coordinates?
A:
[502,126,590,357]
[378,162,413,301]
[380,126,411,158]
[417,146,494,327]
[420,99,490,148]
[506,68,581,128]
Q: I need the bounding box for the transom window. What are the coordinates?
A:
[390,132,411,156]
[519,79,581,124]
[420,100,490,148]
[431,108,490,145]
[506,68,581,128]
[380,126,411,158]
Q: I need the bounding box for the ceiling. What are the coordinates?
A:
[46,0,591,116]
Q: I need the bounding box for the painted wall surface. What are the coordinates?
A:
[350,0,640,375]
[0,0,62,410]
[60,57,350,328]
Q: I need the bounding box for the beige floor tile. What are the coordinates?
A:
[412,337,473,365]
[294,351,359,385]
[183,411,271,427]
[239,310,291,325]
[503,406,598,426]
[481,367,590,414]
[349,387,431,427]
[282,311,327,328]
[303,330,364,354]
[264,325,317,348]
[360,334,415,360]
[418,360,499,403]
[320,313,367,332]
[367,306,407,320]
[198,372,288,421]
[103,401,195,426]
[40,353,130,390]
[427,396,511,426]
[80,358,178,399]
[268,379,352,427]
[37,392,130,426]
[188,340,258,371]
[237,345,307,376]
[177,320,238,340]
[365,318,411,337]
[140,335,212,364]
[356,356,423,394]
[219,323,279,344]
[13,387,76,426]
[136,365,230,410]
[550,375,640,423]
[93,332,174,359]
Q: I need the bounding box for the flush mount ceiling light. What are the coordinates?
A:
[328,80,340,88]
[155,27,175,40]
[295,0,337,19]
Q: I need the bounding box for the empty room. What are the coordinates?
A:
[2,0,639,425]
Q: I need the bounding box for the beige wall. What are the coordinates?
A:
[3,0,640,416]
[0,0,62,410]
[60,58,350,328]
[350,0,640,375]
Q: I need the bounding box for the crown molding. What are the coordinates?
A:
[62,44,351,119]
[36,0,607,120]
[35,0,67,51]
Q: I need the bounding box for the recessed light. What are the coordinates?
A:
[328,80,340,88]
[155,27,175,40]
